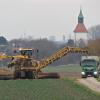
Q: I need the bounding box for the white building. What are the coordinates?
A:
[73,9,88,46]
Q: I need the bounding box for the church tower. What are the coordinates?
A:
[74,8,88,46]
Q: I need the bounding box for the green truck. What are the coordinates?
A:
[80,56,100,78]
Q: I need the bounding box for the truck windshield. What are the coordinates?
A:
[81,59,96,66]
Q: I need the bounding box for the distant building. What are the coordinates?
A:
[73,9,88,46]
[48,36,56,41]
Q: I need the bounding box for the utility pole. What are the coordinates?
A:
[74,32,76,47]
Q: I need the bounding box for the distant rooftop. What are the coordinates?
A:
[74,23,88,33]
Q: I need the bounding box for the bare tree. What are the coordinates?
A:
[88,24,100,40]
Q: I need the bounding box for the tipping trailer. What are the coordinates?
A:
[80,56,100,78]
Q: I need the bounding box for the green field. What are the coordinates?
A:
[97,78,100,82]
[0,79,100,100]
[42,65,81,72]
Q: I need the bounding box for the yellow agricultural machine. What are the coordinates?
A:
[0,46,88,79]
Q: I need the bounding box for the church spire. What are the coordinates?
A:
[78,8,84,23]
[74,8,88,33]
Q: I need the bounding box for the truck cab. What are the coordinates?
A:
[80,56,100,78]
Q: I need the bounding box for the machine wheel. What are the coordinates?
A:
[14,71,21,79]
[25,71,34,79]
[20,71,25,78]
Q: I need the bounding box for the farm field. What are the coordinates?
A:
[0,65,82,79]
[0,65,100,100]
[42,65,81,78]
[42,65,81,72]
[0,79,100,100]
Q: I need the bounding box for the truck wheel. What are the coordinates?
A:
[81,75,87,78]
[94,74,99,78]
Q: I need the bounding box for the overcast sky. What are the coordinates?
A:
[0,0,99,40]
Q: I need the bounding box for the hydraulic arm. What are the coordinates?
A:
[35,46,88,71]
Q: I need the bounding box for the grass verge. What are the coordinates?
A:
[96,78,100,82]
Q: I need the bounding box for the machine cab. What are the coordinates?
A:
[13,48,33,58]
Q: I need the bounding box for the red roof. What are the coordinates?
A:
[74,23,88,33]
